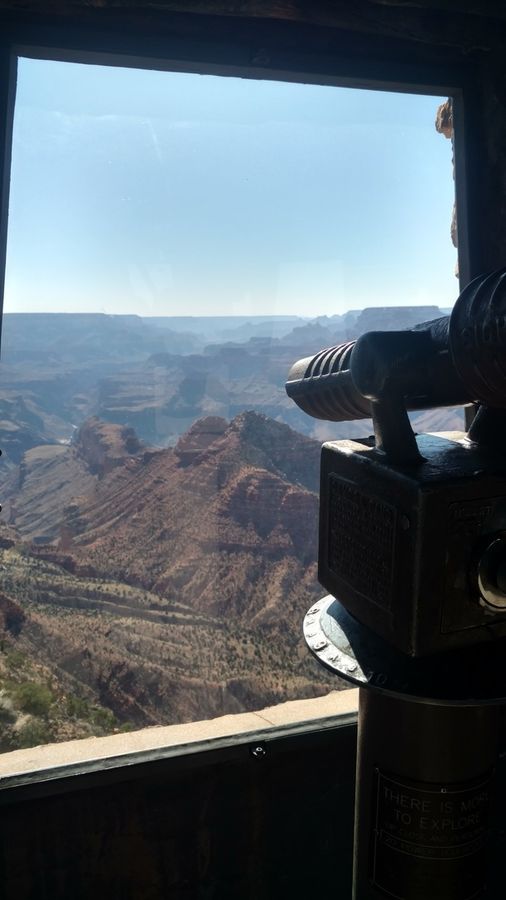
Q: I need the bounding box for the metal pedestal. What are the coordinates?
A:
[354,690,498,899]
[304,597,506,900]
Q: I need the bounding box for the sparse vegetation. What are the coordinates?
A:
[0,410,347,754]
[5,648,26,669]
[0,540,335,755]
[90,707,117,731]
[66,694,90,719]
[14,681,53,716]
[16,718,53,748]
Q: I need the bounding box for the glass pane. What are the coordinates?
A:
[0,58,456,751]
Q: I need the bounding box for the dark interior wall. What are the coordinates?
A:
[0,724,357,900]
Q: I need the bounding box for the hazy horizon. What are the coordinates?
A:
[1,303,449,318]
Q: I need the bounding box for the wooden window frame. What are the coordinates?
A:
[0,15,478,789]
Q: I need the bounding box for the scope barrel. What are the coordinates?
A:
[286,268,506,423]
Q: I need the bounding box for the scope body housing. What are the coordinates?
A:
[319,430,506,656]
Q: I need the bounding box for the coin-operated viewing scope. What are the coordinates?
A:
[287,269,506,900]
[287,268,506,658]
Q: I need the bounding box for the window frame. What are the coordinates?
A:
[0,17,476,785]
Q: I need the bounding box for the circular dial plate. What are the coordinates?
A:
[303,596,506,704]
[303,596,365,683]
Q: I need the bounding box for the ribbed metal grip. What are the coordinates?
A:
[450,268,506,406]
[285,342,371,421]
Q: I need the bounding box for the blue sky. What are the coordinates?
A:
[3,58,457,317]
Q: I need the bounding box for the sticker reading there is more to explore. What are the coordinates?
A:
[371,770,493,900]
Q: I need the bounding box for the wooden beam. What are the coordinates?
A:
[0,0,504,56]
[370,0,506,18]
[0,0,501,28]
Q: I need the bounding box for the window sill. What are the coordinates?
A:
[0,688,358,790]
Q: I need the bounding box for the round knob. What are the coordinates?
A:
[477,536,506,611]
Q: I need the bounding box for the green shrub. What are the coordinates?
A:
[5,649,26,669]
[118,722,133,733]
[15,682,53,716]
[16,718,53,748]
[66,694,90,719]
[90,706,117,732]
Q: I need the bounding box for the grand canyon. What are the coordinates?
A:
[0,307,464,750]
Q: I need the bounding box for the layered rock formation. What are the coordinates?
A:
[75,417,143,476]
[49,413,323,630]
[0,412,338,743]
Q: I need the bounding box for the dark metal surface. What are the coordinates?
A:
[318,431,506,656]
[450,268,506,406]
[353,689,499,899]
